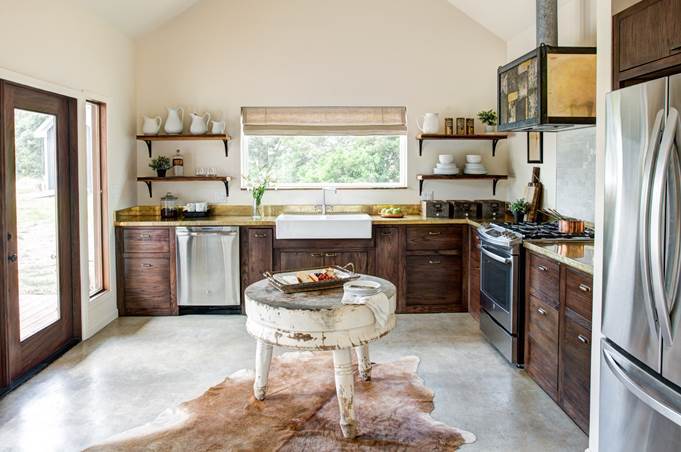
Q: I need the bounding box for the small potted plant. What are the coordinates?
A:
[242,170,275,219]
[149,155,172,177]
[510,198,528,224]
[477,109,498,133]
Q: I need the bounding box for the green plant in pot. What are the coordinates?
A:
[510,198,528,224]
[149,155,172,177]
[242,170,275,219]
[477,109,498,133]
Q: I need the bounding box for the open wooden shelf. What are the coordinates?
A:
[136,133,232,157]
[416,133,508,157]
[417,173,508,196]
[137,176,232,198]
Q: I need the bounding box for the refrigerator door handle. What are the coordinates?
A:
[651,108,681,345]
[640,109,666,335]
[604,344,681,427]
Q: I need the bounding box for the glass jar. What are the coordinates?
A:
[160,192,179,219]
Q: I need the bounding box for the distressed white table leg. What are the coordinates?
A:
[355,344,371,381]
[253,339,273,401]
[333,348,357,439]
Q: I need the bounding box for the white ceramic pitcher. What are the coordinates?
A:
[210,120,226,134]
[416,113,440,134]
[164,107,184,134]
[190,112,211,135]
[142,115,162,135]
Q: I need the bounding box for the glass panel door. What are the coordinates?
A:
[14,109,61,341]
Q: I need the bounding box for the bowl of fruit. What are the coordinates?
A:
[380,207,404,218]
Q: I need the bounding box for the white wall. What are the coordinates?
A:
[134,0,508,206]
[0,0,137,338]
[505,0,597,214]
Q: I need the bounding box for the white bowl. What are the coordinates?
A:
[466,154,482,164]
[439,154,455,164]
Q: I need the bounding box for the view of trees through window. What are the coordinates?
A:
[244,135,405,187]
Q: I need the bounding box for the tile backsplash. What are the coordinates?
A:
[555,128,596,222]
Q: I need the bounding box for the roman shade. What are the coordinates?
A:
[241,106,407,136]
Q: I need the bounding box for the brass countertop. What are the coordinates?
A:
[523,241,594,275]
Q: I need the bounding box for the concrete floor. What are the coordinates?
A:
[0,314,588,451]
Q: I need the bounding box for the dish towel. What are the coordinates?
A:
[341,291,391,328]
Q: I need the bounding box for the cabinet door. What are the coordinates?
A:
[324,251,368,274]
[245,228,273,287]
[616,0,670,71]
[468,227,481,320]
[374,227,400,285]
[123,257,173,315]
[560,309,592,433]
[405,255,464,312]
[526,294,560,400]
[668,0,681,54]
[280,251,324,271]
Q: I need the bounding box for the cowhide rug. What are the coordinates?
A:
[87,352,475,451]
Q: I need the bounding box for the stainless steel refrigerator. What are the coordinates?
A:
[601,73,681,451]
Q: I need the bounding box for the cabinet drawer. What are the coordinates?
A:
[528,253,560,306]
[279,251,325,271]
[527,294,559,346]
[406,255,462,307]
[123,257,172,314]
[560,309,592,433]
[123,228,170,254]
[406,226,462,251]
[565,268,593,321]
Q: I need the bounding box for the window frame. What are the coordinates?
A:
[85,100,109,299]
[240,134,408,190]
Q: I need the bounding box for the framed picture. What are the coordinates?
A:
[527,132,543,163]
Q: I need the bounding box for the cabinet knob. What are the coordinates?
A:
[578,283,591,293]
[577,334,589,344]
[8,254,17,263]
[537,265,548,272]
[537,307,547,316]
[428,231,441,236]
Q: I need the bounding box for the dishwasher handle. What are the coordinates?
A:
[183,231,237,237]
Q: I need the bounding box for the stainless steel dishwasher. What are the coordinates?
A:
[176,226,240,312]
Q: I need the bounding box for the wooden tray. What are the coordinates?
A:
[264,263,359,293]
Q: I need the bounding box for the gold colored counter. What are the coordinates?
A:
[523,241,594,274]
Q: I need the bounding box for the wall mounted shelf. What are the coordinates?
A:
[137,176,232,198]
[136,133,232,158]
[416,133,508,157]
[417,174,508,196]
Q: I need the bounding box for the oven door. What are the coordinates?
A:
[480,244,517,332]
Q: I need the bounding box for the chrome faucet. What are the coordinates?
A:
[320,187,337,215]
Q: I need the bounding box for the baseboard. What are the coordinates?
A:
[84,307,118,339]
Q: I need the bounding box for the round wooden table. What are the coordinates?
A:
[244,275,397,439]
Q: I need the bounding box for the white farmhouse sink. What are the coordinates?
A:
[275,214,372,239]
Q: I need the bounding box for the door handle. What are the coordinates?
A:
[577,334,589,344]
[537,265,548,272]
[428,259,441,265]
[481,247,511,265]
[427,231,441,236]
[381,230,393,236]
[139,234,152,239]
[141,263,153,268]
[578,284,591,293]
[310,253,323,257]
[324,252,337,257]
[8,254,17,263]
[537,307,546,316]
[253,233,268,238]
[671,44,681,52]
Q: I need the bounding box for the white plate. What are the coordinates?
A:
[464,170,488,175]
[433,169,459,175]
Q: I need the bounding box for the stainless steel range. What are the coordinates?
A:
[476,222,594,366]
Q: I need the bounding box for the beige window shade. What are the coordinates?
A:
[241,106,407,136]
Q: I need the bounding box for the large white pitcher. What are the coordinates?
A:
[164,107,184,134]
[416,113,440,134]
[142,115,162,135]
[189,112,212,135]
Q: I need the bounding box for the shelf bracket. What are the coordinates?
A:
[419,178,424,196]
[144,181,153,198]
[223,139,229,157]
[144,140,152,158]
[223,179,230,197]
[418,139,424,157]
[492,139,500,157]
[492,178,499,196]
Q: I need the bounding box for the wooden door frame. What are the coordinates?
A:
[0,80,81,393]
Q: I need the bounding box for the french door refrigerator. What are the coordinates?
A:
[601,73,681,451]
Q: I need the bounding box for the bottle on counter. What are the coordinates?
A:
[172,149,184,176]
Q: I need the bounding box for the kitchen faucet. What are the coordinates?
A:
[320,187,337,215]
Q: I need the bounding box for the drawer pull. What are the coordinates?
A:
[537,307,547,316]
[141,263,153,268]
[578,283,591,293]
[428,231,441,236]
[310,253,323,257]
[428,259,441,265]
[253,233,267,238]
[139,234,152,239]
[325,252,337,257]
[671,44,681,52]
[381,230,393,236]
[577,334,590,344]
[537,265,548,272]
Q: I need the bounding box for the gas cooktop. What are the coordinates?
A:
[494,222,595,241]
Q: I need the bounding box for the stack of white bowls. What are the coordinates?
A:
[434,154,459,175]
[464,155,487,175]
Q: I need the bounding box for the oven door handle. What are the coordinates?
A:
[481,247,512,265]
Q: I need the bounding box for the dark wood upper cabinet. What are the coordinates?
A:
[614,0,681,88]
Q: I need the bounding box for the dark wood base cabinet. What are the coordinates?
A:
[115,227,178,316]
[467,226,480,320]
[525,251,592,433]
